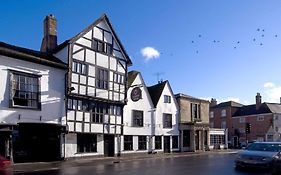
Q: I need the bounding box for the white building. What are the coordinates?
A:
[147,81,180,153]
[52,14,132,158]
[0,41,67,162]
[122,71,155,154]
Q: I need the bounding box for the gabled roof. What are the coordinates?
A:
[53,14,132,65]
[0,42,67,69]
[212,101,244,108]
[128,70,139,87]
[233,103,271,117]
[147,81,167,107]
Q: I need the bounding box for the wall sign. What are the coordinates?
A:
[131,87,142,102]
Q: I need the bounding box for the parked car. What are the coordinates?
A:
[235,142,281,173]
[0,155,11,175]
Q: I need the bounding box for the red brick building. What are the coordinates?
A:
[209,99,243,147]
[210,93,281,148]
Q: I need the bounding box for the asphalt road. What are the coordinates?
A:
[12,153,272,175]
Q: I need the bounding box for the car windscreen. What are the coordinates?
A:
[246,143,281,152]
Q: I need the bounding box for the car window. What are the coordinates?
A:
[246,143,281,152]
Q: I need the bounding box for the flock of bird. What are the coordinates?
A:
[188,28,279,54]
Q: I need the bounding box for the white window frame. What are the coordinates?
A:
[221,109,226,117]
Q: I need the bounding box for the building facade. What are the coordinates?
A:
[52,14,132,158]
[0,42,67,162]
[122,71,155,154]
[148,81,180,153]
[209,99,243,148]
[175,94,210,152]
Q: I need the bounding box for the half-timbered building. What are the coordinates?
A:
[52,14,132,157]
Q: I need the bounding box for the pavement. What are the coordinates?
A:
[11,149,238,173]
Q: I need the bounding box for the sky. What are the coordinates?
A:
[1,0,281,105]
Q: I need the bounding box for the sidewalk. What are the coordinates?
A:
[12,149,238,173]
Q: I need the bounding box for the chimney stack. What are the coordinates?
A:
[40,14,57,52]
[210,98,217,107]
[256,93,262,110]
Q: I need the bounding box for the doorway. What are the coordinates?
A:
[164,136,170,153]
[104,135,115,157]
[195,130,200,150]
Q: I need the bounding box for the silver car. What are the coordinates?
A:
[235,142,281,171]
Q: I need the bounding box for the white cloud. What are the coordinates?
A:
[264,82,275,88]
[140,47,160,61]
[263,82,281,103]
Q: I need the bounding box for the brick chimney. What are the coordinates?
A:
[210,98,217,107]
[256,93,262,110]
[40,14,57,52]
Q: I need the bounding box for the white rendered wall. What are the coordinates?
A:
[123,74,155,136]
[0,55,66,125]
[155,83,179,136]
[64,133,104,158]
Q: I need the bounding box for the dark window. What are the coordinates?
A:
[164,95,171,103]
[106,43,113,55]
[155,136,162,149]
[91,103,107,123]
[10,71,40,109]
[98,41,105,53]
[77,134,97,153]
[96,68,109,89]
[93,39,113,56]
[109,105,121,116]
[67,98,89,112]
[124,135,133,151]
[72,61,87,75]
[163,114,172,128]
[114,73,124,84]
[132,110,143,127]
[191,103,201,120]
[183,130,190,147]
[138,136,147,150]
[172,136,178,149]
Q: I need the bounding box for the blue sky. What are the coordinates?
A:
[1,0,281,104]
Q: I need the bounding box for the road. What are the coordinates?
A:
[12,153,272,175]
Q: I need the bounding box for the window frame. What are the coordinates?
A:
[124,135,133,151]
[138,136,147,150]
[164,95,171,103]
[163,113,172,128]
[155,136,162,150]
[132,110,144,127]
[9,70,41,110]
[77,133,97,153]
[96,68,109,90]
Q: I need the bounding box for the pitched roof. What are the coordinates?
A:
[233,103,271,117]
[265,103,281,113]
[147,81,167,107]
[212,101,244,108]
[128,70,139,87]
[0,42,67,69]
[53,14,132,65]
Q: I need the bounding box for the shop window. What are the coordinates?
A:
[77,134,97,153]
[124,135,133,151]
[138,136,147,150]
[155,136,162,149]
[172,136,178,149]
